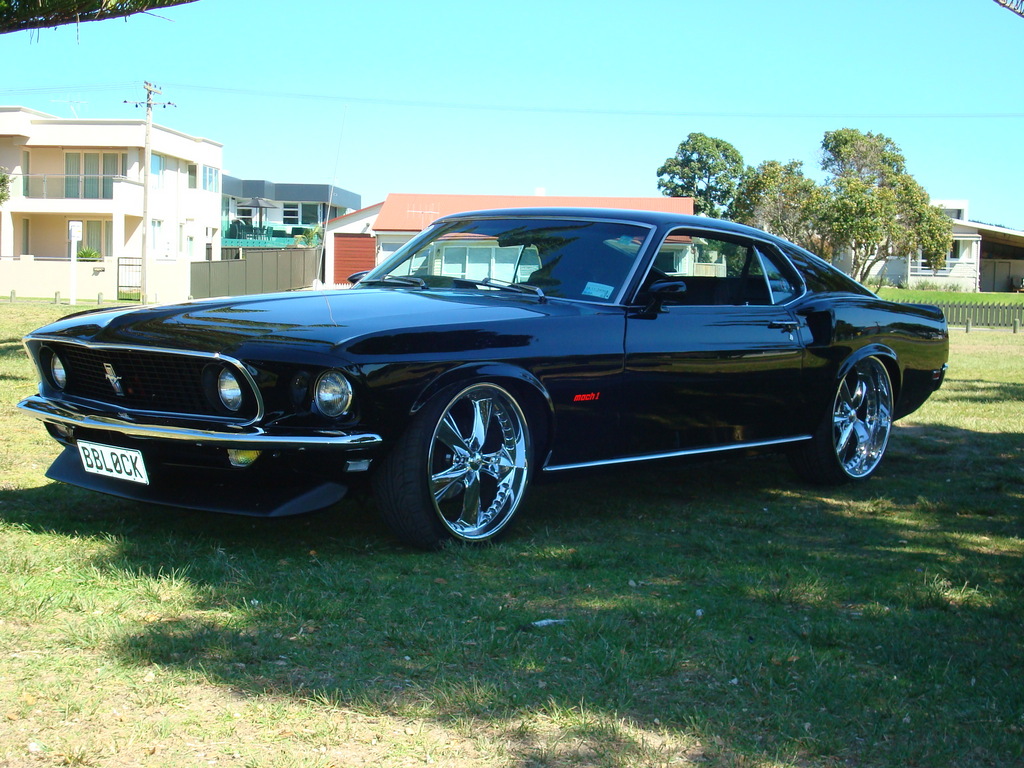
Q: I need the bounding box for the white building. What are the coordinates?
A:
[0,106,223,302]
[870,201,1024,292]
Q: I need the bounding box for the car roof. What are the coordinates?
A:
[433,207,771,239]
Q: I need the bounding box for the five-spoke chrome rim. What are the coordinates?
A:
[428,383,531,541]
[832,357,893,478]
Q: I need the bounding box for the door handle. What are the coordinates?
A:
[768,320,799,332]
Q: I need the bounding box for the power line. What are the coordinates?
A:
[159,82,1024,120]
[5,80,1023,120]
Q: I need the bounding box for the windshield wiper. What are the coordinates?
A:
[453,277,547,302]
[359,275,428,289]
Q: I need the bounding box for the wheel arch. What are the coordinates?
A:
[838,344,901,403]
[411,362,555,462]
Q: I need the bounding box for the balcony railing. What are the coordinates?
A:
[19,174,138,200]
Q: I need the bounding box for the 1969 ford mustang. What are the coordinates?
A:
[19,209,948,549]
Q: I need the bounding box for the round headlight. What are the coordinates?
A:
[49,352,67,390]
[314,371,352,417]
[217,368,244,412]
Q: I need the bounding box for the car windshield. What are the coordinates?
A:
[362,217,652,303]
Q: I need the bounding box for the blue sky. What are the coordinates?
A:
[4,0,1023,229]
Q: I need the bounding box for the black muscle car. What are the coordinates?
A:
[18,209,948,549]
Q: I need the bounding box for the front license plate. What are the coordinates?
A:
[78,440,150,485]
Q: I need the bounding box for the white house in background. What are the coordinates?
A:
[0,105,223,302]
[865,200,1024,292]
[323,193,696,286]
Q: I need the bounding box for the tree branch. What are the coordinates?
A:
[1,1,197,34]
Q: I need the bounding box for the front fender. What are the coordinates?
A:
[411,362,554,415]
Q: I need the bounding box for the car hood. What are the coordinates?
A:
[33,288,595,359]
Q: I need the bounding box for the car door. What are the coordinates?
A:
[621,229,809,457]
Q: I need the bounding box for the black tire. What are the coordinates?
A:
[791,356,894,484]
[372,382,532,549]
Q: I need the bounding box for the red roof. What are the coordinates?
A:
[372,193,694,232]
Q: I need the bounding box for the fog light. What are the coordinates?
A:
[50,353,68,389]
[227,449,261,467]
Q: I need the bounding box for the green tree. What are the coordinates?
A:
[821,127,906,183]
[657,133,743,217]
[730,160,824,254]
[0,1,196,34]
[817,129,952,283]
[0,167,10,208]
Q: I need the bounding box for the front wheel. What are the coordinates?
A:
[791,356,893,484]
[373,382,532,549]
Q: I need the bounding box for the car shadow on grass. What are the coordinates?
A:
[2,423,1022,767]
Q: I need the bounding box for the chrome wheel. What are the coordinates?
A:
[831,357,893,479]
[427,383,531,541]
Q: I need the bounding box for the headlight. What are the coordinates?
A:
[49,352,67,389]
[217,368,244,412]
[314,371,352,417]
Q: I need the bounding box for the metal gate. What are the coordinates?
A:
[117,257,142,301]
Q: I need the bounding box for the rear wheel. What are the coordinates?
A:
[373,382,532,549]
[792,356,893,484]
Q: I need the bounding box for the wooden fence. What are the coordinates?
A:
[890,300,1023,329]
[190,249,320,300]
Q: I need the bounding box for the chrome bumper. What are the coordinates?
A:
[18,395,383,451]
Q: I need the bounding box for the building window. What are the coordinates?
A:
[102,153,119,198]
[440,245,524,282]
[21,219,30,256]
[64,153,80,198]
[150,153,165,189]
[82,153,101,198]
[202,166,220,192]
[911,239,967,275]
[283,202,321,226]
[85,221,103,254]
[151,219,164,257]
[63,152,123,199]
[187,164,198,189]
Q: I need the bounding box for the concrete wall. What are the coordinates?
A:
[1,255,191,304]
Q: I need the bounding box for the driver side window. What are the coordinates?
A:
[652,230,769,305]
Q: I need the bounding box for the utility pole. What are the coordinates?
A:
[125,82,175,303]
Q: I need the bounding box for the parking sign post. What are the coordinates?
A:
[68,220,83,306]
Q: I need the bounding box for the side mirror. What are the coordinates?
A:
[347,270,369,285]
[649,279,688,299]
[636,279,687,318]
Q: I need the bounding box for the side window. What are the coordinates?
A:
[755,245,801,304]
[781,243,872,296]
[651,230,771,305]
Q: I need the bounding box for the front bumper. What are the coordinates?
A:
[19,395,384,517]
[18,395,383,451]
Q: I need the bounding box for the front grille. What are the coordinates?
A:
[51,343,255,420]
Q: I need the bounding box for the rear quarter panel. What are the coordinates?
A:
[796,294,948,421]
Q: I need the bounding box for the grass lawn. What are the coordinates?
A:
[877,287,1024,305]
[1,302,1022,767]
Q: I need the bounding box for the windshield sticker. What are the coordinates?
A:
[582,282,614,300]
